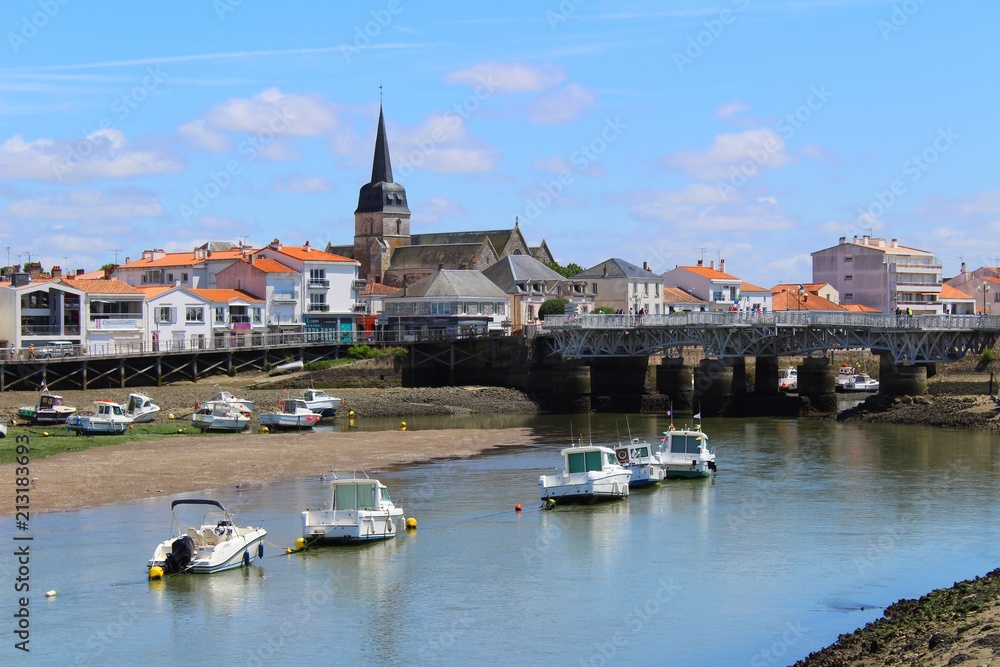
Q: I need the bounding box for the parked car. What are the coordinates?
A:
[41,341,76,358]
[778,367,798,392]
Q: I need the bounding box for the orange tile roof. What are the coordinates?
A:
[680,265,739,280]
[939,284,976,300]
[662,286,705,303]
[136,285,175,298]
[262,245,356,263]
[739,281,768,292]
[190,288,263,303]
[249,258,296,274]
[771,283,832,295]
[841,303,881,312]
[363,282,399,296]
[119,248,248,269]
[67,269,107,280]
[771,289,845,312]
[59,278,144,295]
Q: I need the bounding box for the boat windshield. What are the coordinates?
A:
[334,483,378,511]
[669,434,705,454]
[380,488,391,502]
[567,450,606,473]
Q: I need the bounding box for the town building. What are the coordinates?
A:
[661,259,740,311]
[115,242,251,289]
[214,256,302,331]
[574,258,664,314]
[812,236,943,314]
[481,254,592,330]
[944,263,1000,315]
[662,286,707,313]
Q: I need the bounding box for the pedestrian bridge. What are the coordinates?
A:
[542,312,1000,363]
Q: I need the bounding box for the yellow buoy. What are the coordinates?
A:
[400,421,407,431]
[42,431,49,437]
[261,426,269,434]
[405,517,417,530]
[295,537,307,551]
[148,566,164,580]
[10,419,16,426]
[168,413,175,420]
[177,428,184,434]
[348,409,355,418]
[286,548,293,554]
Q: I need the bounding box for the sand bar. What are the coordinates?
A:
[0,427,538,516]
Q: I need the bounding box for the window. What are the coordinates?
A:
[182,273,188,282]
[252,308,262,323]
[497,303,505,316]
[166,273,173,282]
[584,450,602,471]
[845,275,853,281]
[185,307,204,323]
[568,452,585,474]
[214,307,226,324]
[156,306,174,323]
[592,283,598,295]
[844,256,853,262]
[844,293,853,300]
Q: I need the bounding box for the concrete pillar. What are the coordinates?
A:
[879,353,928,395]
[656,357,693,411]
[693,358,734,417]
[796,357,837,413]
[731,357,748,396]
[755,356,780,395]
[549,364,592,413]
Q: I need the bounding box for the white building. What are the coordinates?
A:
[215,256,302,331]
[115,242,251,289]
[661,260,741,311]
[573,258,664,314]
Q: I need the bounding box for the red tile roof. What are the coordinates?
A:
[680,265,739,280]
[58,278,144,295]
[261,244,356,263]
[841,303,881,313]
[771,289,845,312]
[939,284,976,300]
[662,286,705,303]
[363,282,399,296]
[189,288,263,303]
[119,248,248,269]
[739,281,769,293]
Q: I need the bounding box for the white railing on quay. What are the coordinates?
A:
[542,312,1000,331]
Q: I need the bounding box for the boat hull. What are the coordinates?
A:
[301,509,403,544]
[259,414,320,429]
[539,471,631,504]
[148,530,267,575]
[18,408,76,425]
[129,409,159,424]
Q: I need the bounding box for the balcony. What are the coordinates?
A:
[22,324,81,336]
[308,303,330,312]
[352,303,368,314]
[271,291,299,302]
[308,279,330,289]
[353,279,367,290]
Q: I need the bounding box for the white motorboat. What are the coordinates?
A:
[296,389,342,417]
[613,439,666,488]
[655,428,716,479]
[301,473,404,544]
[539,442,632,504]
[17,389,77,425]
[843,374,879,392]
[835,365,857,392]
[259,399,321,430]
[0,422,6,438]
[124,393,160,423]
[148,499,267,577]
[778,367,798,392]
[203,390,254,414]
[65,400,134,435]
[190,401,251,432]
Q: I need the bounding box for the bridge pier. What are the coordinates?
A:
[693,359,734,417]
[754,356,780,396]
[549,363,592,414]
[879,353,928,396]
[656,357,693,411]
[589,357,648,413]
[796,358,837,413]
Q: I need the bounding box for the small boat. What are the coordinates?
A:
[259,399,321,430]
[655,428,716,479]
[203,390,254,414]
[613,439,666,488]
[147,499,267,577]
[778,367,798,392]
[301,473,404,544]
[296,389,342,417]
[17,389,77,425]
[539,442,632,504]
[835,365,857,392]
[124,393,160,423]
[65,400,133,435]
[843,374,879,392]
[191,401,251,432]
[270,359,304,375]
[0,422,6,438]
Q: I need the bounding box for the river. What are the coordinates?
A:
[9,413,1000,666]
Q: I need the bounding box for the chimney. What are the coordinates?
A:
[270,238,281,250]
[76,269,84,276]
[853,235,858,243]
[103,265,113,280]
[891,238,898,248]
[839,236,846,244]
[710,260,715,270]
[961,261,967,274]
[304,240,310,250]
[720,258,726,272]
[12,272,29,287]
[124,257,130,264]
[249,254,255,266]
[643,261,649,271]
[51,266,61,278]
[696,259,703,267]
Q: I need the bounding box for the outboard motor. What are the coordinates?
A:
[163,535,195,574]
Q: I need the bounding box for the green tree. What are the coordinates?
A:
[592,306,616,315]
[539,298,569,317]
[546,261,585,278]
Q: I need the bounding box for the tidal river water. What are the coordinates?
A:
[7,413,1000,666]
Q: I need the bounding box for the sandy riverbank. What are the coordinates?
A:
[0,427,538,517]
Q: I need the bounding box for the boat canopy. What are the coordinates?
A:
[566,448,616,473]
[331,481,387,511]
[171,499,226,511]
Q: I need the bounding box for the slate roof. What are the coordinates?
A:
[325,244,355,259]
[387,243,488,271]
[574,258,661,280]
[480,254,564,293]
[391,270,510,299]
[411,230,513,256]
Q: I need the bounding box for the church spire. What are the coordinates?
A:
[370,105,393,184]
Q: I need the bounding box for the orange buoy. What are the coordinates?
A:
[515,504,522,512]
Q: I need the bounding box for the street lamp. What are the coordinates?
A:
[978,282,991,315]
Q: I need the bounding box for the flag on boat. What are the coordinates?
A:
[693,412,701,420]
[666,409,672,416]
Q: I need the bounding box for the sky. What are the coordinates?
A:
[1,0,998,288]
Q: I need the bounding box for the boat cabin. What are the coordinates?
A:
[328,479,392,512]
[302,389,332,402]
[663,431,709,456]
[39,393,68,410]
[127,394,154,413]
[614,440,654,466]
[562,446,619,474]
[278,399,309,414]
[94,401,126,418]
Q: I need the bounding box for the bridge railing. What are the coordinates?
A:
[542,312,1000,330]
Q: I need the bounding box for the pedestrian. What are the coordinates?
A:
[7,343,13,360]
[28,344,35,360]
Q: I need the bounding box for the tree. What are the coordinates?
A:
[538,298,569,317]
[545,261,585,278]
[592,306,616,315]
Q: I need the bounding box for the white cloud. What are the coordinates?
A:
[528,83,595,124]
[273,175,334,193]
[203,88,339,136]
[255,140,302,161]
[716,99,750,120]
[664,128,794,180]
[179,119,229,152]
[0,188,163,220]
[0,131,183,182]
[531,156,572,173]
[628,184,794,232]
[412,195,468,224]
[393,113,501,175]
[445,61,564,93]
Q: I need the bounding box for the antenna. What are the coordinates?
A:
[379,82,383,105]
[111,249,123,265]
[238,235,250,247]
[696,247,707,263]
[3,246,9,268]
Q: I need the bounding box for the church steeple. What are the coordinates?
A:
[370,105,393,184]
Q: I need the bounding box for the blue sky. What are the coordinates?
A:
[1,0,997,287]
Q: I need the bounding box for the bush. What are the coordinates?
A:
[592,306,616,315]
[981,348,996,365]
[303,360,339,371]
[539,298,569,317]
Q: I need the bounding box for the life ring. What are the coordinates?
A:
[242,550,250,567]
[616,449,628,463]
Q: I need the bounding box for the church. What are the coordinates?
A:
[326,106,555,288]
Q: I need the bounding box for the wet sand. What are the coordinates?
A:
[0,427,538,516]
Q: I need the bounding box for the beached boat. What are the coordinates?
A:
[270,359,304,375]
[65,400,133,435]
[190,401,251,432]
[296,389,342,417]
[655,428,716,479]
[17,389,77,425]
[124,393,160,423]
[835,365,857,391]
[539,443,632,504]
[843,374,879,392]
[778,367,798,392]
[259,399,321,430]
[202,390,254,414]
[0,422,6,438]
[147,499,267,577]
[613,439,666,488]
[301,473,404,544]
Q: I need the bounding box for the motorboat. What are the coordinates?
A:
[296,389,342,417]
[0,422,6,438]
[843,374,880,392]
[539,442,632,504]
[259,399,321,430]
[17,389,77,425]
[301,473,404,544]
[65,400,133,435]
[147,499,267,577]
[124,393,160,423]
[655,428,716,479]
[778,367,798,392]
[270,359,304,375]
[835,365,857,391]
[613,438,666,488]
[190,401,251,432]
[202,390,254,415]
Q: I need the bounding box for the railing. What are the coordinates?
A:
[542,311,1000,330]
[271,291,299,301]
[308,304,330,312]
[21,325,81,336]
[308,279,330,288]
[88,312,143,319]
